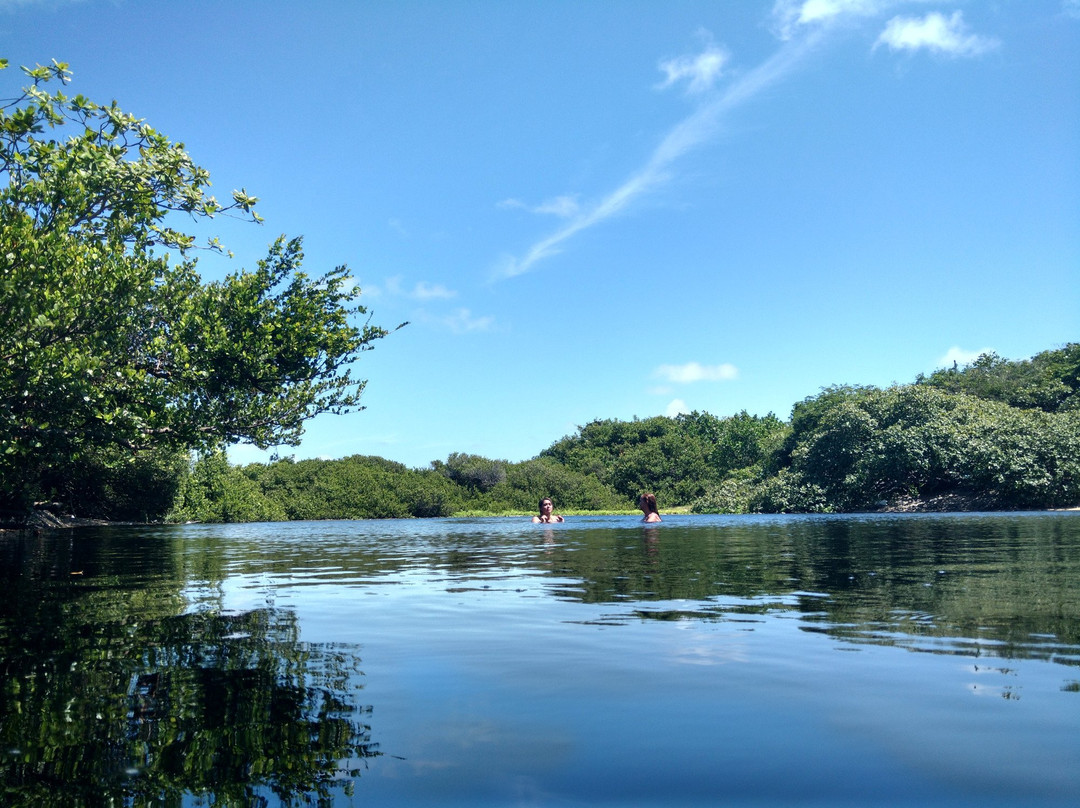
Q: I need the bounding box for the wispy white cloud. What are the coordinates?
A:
[352,276,389,298]
[362,275,458,300]
[411,281,457,300]
[654,362,739,383]
[800,0,884,22]
[875,11,999,56]
[657,41,729,95]
[1065,0,1080,21]
[498,194,580,218]
[422,307,495,334]
[365,276,488,333]
[496,2,1003,281]
[772,0,888,39]
[665,398,690,417]
[934,345,994,369]
[494,34,818,280]
[533,195,581,217]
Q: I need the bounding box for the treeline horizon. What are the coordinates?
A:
[35,343,1075,524]
[3,64,1075,529]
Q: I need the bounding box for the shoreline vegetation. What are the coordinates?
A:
[2,62,1077,531]
[163,343,1080,524]
[6,344,1077,531]
[9,499,1080,536]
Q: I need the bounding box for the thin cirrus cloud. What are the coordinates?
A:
[498,195,580,218]
[493,2,854,281]
[360,277,491,333]
[411,281,457,300]
[494,1,1003,281]
[413,307,496,334]
[493,31,817,280]
[654,362,739,383]
[875,11,1000,56]
[656,41,729,96]
[362,275,457,300]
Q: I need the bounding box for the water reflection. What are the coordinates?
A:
[1,513,1078,805]
[0,529,377,808]
[524,515,1080,665]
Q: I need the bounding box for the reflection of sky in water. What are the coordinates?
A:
[168,514,1080,806]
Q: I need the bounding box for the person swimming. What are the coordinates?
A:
[638,492,661,523]
[532,497,564,523]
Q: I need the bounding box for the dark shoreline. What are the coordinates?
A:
[5,500,1079,535]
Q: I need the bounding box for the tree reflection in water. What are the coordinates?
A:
[533,516,1080,661]
[0,534,377,808]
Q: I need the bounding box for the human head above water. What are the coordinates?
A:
[539,497,553,511]
[637,492,658,514]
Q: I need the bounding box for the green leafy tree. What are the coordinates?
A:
[0,59,395,518]
[483,456,624,512]
[170,451,287,523]
[753,384,1080,512]
[230,455,461,520]
[541,416,680,496]
[540,412,787,507]
[435,452,509,493]
[916,344,1080,413]
[39,445,189,522]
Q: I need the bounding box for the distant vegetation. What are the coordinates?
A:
[11,335,1080,524]
[3,59,1074,527]
[156,343,1077,522]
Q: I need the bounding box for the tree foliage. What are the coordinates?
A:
[541,411,786,505]
[434,452,509,492]
[752,384,1080,512]
[0,60,394,516]
[916,344,1080,413]
[37,445,189,522]
[3,63,1072,524]
[233,455,463,521]
[169,364,1079,522]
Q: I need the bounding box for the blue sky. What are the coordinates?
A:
[4,0,1078,468]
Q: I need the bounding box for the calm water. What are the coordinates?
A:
[2,513,1079,807]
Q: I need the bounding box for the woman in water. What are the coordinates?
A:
[638,492,661,523]
[533,497,564,523]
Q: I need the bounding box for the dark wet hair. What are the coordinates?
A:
[638,492,659,514]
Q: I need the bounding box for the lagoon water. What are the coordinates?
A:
[2,513,1079,807]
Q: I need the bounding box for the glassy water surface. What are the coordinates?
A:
[2,513,1078,806]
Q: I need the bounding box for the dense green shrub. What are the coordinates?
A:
[238,455,461,520]
[689,470,757,514]
[34,447,188,522]
[432,453,508,493]
[753,384,1080,512]
[542,411,786,506]
[484,457,625,512]
[46,345,1078,524]
[170,452,287,523]
[917,344,1079,413]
